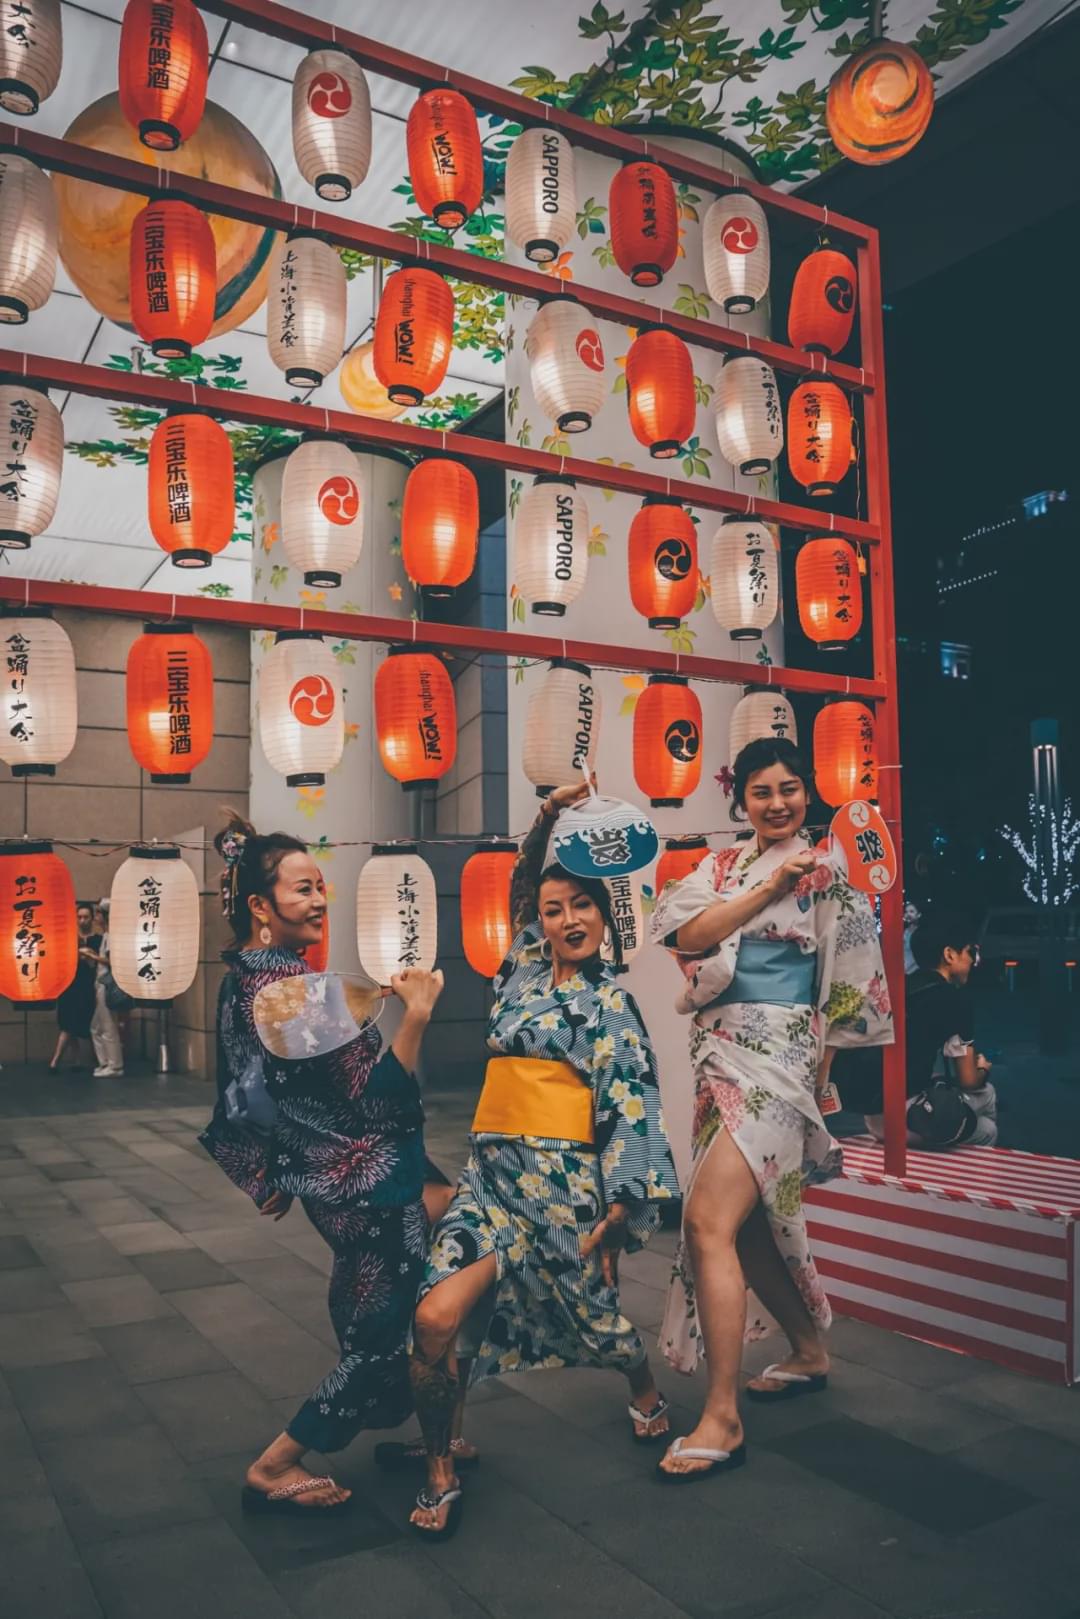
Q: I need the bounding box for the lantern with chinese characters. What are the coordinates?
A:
[0,155,57,325]
[258,631,343,787]
[628,497,698,629]
[729,689,797,761]
[709,518,778,642]
[373,266,454,407]
[789,247,857,356]
[787,381,853,497]
[656,835,709,894]
[633,674,702,808]
[118,0,207,151]
[267,232,346,388]
[0,384,62,549]
[515,475,588,617]
[827,39,933,167]
[702,193,769,314]
[129,199,215,359]
[814,700,877,806]
[609,161,678,288]
[0,0,61,116]
[461,842,517,977]
[292,48,371,202]
[796,537,862,651]
[401,457,478,598]
[148,411,234,568]
[0,839,75,1002]
[713,355,783,476]
[126,623,213,783]
[406,88,483,230]
[505,127,576,264]
[356,845,437,983]
[526,295,606,434]
[109,845,199,1002]
[374,646,457,791]
[606,871,645,963]
[626,326,695,460]
[0,610,76,777]
[522,659,600,796]
[280,437,362,587]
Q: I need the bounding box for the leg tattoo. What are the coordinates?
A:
[409,1352,459,1460]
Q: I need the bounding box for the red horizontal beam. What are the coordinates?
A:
[1,124,873,394]
[1,347,881,544]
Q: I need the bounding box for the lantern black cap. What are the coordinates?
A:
[532,602,566,617]
[304,570,342,588]
[388,383,424,406]
[373,842,418,856]
[170,549,211,569]
[151,339,191,360]
[315,173,352,202]
[729,628,763,642]
[0,529,29,548]
[556,410,591,433]
[631,264,663,288]
[129,844,182,860]
[550,657,592,677]
[139,119,181,151]
[286,366,325,388]
[0,81,41,116]
[525,238,559,263]
[143,620,194,636]
[286,771,326,787]
[0,294,28,325]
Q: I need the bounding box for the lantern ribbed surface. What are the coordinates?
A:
[0,384,62,548]
[788,247,857,356]
[356,846,437,983]
[709,519,778,642]
[505,128,576,264]
[729,691,797,762]
[129,199,215,360]
[515,476,588,618]
[713,355,783,475]
[406,88,483,231]
[814,701,878,806]
[656,836,709,894]
[373,267,454,406]
[292,48,372,202]
[126,622,213,783]
[526,296,606,435]
[633,674,703,808]
[0,0,62,116]
[267,232,346,387]
[609,161,678,288]
[461,844,517,977]
[258,631,343,788]
[109,845,200,1002]
[0,839,75,1001]
[522,659,601,797]
[0,155,57,325]
[628,497,698,629]
[0,611,76,777]
[796,537,862,650]
[626,327,695,460]
[788,381,853,497]
[401,458,478,596]
[280,438,363,587]
[119,0,207,151]
[827,40,934,167]
[374,647,457,790]
[148,411,234,569]
[702,194,769,314]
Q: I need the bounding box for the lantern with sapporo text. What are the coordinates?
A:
[522,659,601,797]
[515,475,588,617]
[505,128,576,264]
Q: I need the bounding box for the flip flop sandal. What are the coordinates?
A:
[745,1363,829,1403]
[241,1474,352,1515]
[374,1437,479,1472]
[628,1393,671,1445]
[409,1483,463,1542]
[654,1436,747,1484]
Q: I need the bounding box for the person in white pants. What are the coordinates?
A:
[89,902,124,1078]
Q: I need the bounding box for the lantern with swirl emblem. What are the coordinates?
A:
[628,497,698,630]
[292,48,371,202]
[461,842,517,978]
[656,836,709,894]
[126,623,213,783]
[129,199,215,360]
[827,38,934,167]
[702,193,769,314]
[505,128,576,264]
[796,537,862,651]
[515,475,588,618]
[526,294,606,434]
[401,457,478,598]
[788,381,853,497]
[0,839,76,1002]
[709,518,778,642]
[729,690,797,761]
[109,845,200,1003]
[267,232,346,388]
[626,326,695,460]
[406,88,483,231]
[119,0,207,151]
[373,266,454,407]
[280,438,362,587]
[0,610,76,778]
[633,674,702,808]
[0,384,62,549]
[789,247,857,356]
[522,659,601,797]
[0,155,57,326]
[609,161,678,288]
[713,355,783,476]
[0,0,61,116]
[356,846,437,983]
[374,647,457,791]
[814,700,877,806]
[148,411,234,569]
[258,631,343,788]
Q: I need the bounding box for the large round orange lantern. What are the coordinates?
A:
[628,497,698,629]
[0,839,76,1003]
[827,39,934,167]
[402,458,479,598]
[460,842,517,978]
[796,537,862,651]
[814,700,877,806]
[626,326,695,460]
[126,622,213,783]
[118,0,208,152]
[148,411,234,568]
[656,835,708,894]
[374,646,457,790]
[787,381,852,498]
[373,267,454,406]
[406,88,483,231]
[129,199,215,359]
[609,161,678,288]
[788,247,857,356]
[633,674,702,808]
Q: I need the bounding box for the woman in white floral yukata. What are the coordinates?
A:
[649,737,893,1483]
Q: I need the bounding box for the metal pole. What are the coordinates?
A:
[1032,719,1067,1054]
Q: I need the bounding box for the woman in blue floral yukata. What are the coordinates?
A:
[408,782,680,1539]
[649,738,893,1483]
[199,812,444,1515]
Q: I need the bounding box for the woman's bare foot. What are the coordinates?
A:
[410,1458,459,1533]
[630,1395,670,1440]
[244,1460,350,1508]
[656,1413,743,1476]
[745,1348,829,1394]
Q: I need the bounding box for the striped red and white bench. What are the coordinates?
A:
[804,1138,1080,1384]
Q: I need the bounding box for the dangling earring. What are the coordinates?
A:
[602,927,612,952]
[259,925,272,947]
[540,938,553,961]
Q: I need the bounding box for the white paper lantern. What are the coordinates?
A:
[607,871,645,963]
[0,384,62,549]
[292,48,372,203]
[109,845,199,1003]
[526,295,606,433]
[710,519,779,642]
[713,356,783,476]
[515,475,588,617]
[267,232,346,388]
[0,155,57,324]
[280,437,363,587]
[0,0,61,116]
[0,610,76,777]
[702,194,770,314]
[356,845,437,983]
[505,128,576,264]
[258,631,344,787]
[729,689,797,762]
[522,658,601,796]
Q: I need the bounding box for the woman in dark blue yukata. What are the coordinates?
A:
[199,811,444,1514]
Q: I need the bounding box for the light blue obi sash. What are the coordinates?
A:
[715,938,816,1008]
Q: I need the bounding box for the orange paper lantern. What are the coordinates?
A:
[118,0,208,152]
[374,646,457,790]
[148,411,234,568]
[827,39,934,167]
[402,458,479,597]
[0,838,76,1003]
[787,381,852,498]
[373,267,454,407]
[303,880,329,971]
[814,700,877,807]
[796,537,862,651]
[126,622,213,783]
[628,497,698,629]
[656,835,708,894]
[406,88,483,231]
[129,198,215,359]
[626,326,695,460]
[633,674,702,808]
[788,247,857,356]
[610,161,678,288]
[460,843,517,978]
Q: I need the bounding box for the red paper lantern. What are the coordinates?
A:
[628,497,698,629]
[406,88,483,231]
[126,622,214,783]
[119,0,208,152]
[401,458,479,597]
[633,674,702,808]
[148,411,234,568]
[460,843,517,978]
[303,882,329,971]
[374,646,457,790]
[129,199,215,359]
[814,701,877,807]
[827,39,934,167]
[796,538,862,651]
[656,836,708,894]
[626,326,695,459]
[787,381,853,498]
[788,247,857,356]
[0,838,76,1003]
[609,161,678,288]
[373,267,454,407]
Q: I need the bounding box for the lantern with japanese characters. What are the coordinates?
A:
[628,497,698,629]
[0,384,62,548]
[633,674,702,808]
[814,700,877,806]
[789,247,857,356]
[129,199,215,359]
[406,88,483,230]
[626,326,695,460]
[729,690,797,761]
[356,846,437,983]
[709,519,778,642]
[401,457,478,597]
[267,232,346,388]
[119,0,207,151]
[126,623,213,783]
[258,631,343,787]
[713,355,783,475]
[606,871,646,964]
[656,835,709,894]
[0,0,61,116]
[109,845,199,1003]
[0,610,76,777]
[280,437,362,587]
[522,659,601,796]
[374,647,457,791]
[526,295,606,434]
[0,839,75,1002]
[292,48,372,202]
[609,161,678,288]
[827,39,933,167]
[702,193,769,314]
[505,127,576,264]
[373,266,454,407]
[461,842,517,977]
[515,475,588,617]
[148,410,234,568]
[787,381,852,497]
[796,537,862,651]
[0,155,57,325]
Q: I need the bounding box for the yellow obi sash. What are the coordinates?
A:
[471,1056,594,1144]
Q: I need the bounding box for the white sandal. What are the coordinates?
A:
[654,1434,747,1484]
[746,1362,829,1403]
